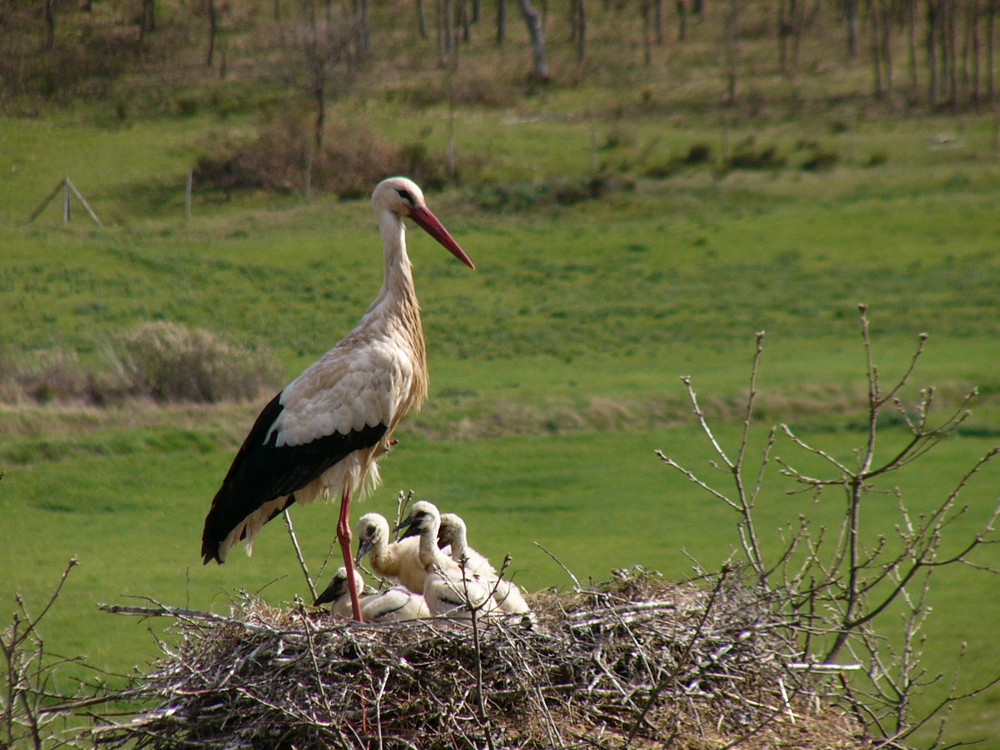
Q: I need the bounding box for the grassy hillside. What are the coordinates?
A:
[2,1,1000,746]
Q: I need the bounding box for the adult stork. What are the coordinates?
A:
[200,177,474,623]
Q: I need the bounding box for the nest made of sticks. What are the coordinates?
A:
[91,568,866,749]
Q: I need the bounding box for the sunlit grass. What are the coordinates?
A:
[2,12,1000,742]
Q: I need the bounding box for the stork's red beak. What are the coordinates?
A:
[410,206,475,270]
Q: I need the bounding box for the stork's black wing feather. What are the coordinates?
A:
[201,392,387,564]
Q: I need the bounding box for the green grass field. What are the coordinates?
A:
[3,5,1000,743]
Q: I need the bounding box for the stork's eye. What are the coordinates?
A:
[396,189,414,204]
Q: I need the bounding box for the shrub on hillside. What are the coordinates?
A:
[800,146,840,171]
[725,143,786,170]
[195,115,448,198]
[474,174,633,211]
[0,347,133,405]
[0,325,281,406]
[114,322,281,404]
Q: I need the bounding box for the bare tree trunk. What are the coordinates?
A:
[137,0,155,41]
[969,0,982,104]
[43,0,56,49]
[496,0,506,43]
[778,0,792,75]
[845,0,860,56]
[355,0,370,59]
[907,0,919,91]
[437,0,455,65]
[571,0,586,62]
[677,0,687,41]
[870,0,892,98]
[723,0,739,104]
[457,0,471,42]
[791,0,804,70]
[206,0,218,66]
[416,0,428,38]
[928,0,940,104]
[641,0,652,65]
[948,1,959,108]
[653,0,664,44]
[517,0,549,78]
[988,0,996,101]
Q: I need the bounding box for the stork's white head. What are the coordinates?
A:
[355,512,390,564]
[395,500,442,540]
[437,512,467,549]
[372,177,475,269]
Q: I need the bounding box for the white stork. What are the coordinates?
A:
[315,567,430,622]
[396,501,498,619]
[355,512,428,595]
[201,177,474,623]
[314,566,365,619]
[438,512,534,621]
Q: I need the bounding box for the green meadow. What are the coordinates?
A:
[3,5,1000,743]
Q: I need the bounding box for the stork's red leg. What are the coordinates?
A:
[337,489,365,622]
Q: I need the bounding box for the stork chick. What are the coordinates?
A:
[396,501,497,619]
[355,512,426,595]
[438,512,533,620]
[315,567,430,622]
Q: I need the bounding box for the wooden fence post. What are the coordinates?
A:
[25,177,103,227]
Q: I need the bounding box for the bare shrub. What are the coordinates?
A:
[473,174,633,212]
[724,142,786,170]
[656,307,1000,747]
[114,321,281,404]
[195,114,449,198]
[0,347,133,405]
[1,558,98,750]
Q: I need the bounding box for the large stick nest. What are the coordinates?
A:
[92,569,866,749]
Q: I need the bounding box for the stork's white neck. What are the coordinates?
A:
[377,213,417,308]
[449,523,469,560]
[418,516,448,570]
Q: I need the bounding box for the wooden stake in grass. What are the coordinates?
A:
[24,176,102,227]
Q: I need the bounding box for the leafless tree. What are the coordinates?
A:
[138,0,156,42]
[206,0,219,66]
[496,0,506,43]
[723,0,740,104]
[416,0,429,38]
[569,0,586,62]
[297,0,355,149]
[869,0,893,98]
[353,0,370,59]
[517,0,548,78]
[778,0,810,75]
[844,0,861,56]
[641,0,653,64]
[43,0,57,49]
[988,0,997,100]
[436,0,455,66]
[656,306,1000,746]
